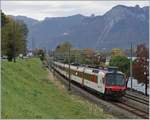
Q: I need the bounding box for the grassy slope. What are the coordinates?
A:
[2,58,114,119]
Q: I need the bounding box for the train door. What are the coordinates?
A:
[97,72,105,93]
[82,67,85,87]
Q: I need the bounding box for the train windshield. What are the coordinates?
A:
[106,73,125,86]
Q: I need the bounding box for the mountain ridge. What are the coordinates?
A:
[11,5,149,50]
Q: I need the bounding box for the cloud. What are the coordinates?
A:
[1,1,149,20]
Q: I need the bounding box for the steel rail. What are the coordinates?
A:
[112,101,149,119]
[124,94,149,105]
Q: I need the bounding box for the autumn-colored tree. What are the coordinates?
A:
[55,41,72,63]
[81,48,95,65]
[133,44,149,95]
[82,48,94,59]
[111,48,125,57]
[69,49,82,63]
[55,41,72,53]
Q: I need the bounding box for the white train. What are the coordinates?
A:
[53,61,127,98]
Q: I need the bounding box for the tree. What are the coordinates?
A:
[1,10,9,27]
[55,41,72,63]
[33,48,46,61]
[81,48,95,65]
[55,41,72,53]
[1,11,28,61]
[38,49,46,61]
[111,48,125,57]
[82,48,94,58]
[109,56,130,76]
[133,44,149,95]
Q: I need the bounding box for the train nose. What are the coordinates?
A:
[105,86,126,92]
[111,86,126,91]
[105,86,126,97]
[111,87,121,91]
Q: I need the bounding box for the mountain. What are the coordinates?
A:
[13,5,149,50]
[11,15,39,28]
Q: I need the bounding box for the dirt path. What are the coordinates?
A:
[47,69,68,92]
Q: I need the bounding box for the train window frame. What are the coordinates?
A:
[105,73,125,86]
[92,69,99,73]
[83,72,98,83]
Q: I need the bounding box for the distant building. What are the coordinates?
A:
[27,50,33,57]
[127,57,137,61]
[19,54,23,58]
[105,56,111,65]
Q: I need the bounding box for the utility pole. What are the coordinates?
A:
[68,46,71,91]
[44,47,47,55]
[144,58,148,96]
[92,54,94,66]
[145,71,148,96]
[75,51,77,63]
[13,21,16,62]
[53,49,55,76]
[31,37,33,50]
[130,42,133,89]
[31,36,35,56]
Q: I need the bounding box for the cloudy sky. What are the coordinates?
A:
[1,1,149,20]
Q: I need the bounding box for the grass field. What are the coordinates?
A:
[1,58,114,119]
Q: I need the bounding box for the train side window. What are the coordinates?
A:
[75,71,78,75]
[92,75,98,83]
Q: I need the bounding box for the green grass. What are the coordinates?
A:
[1,58,114,119]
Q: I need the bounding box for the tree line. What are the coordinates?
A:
[1,11,28,61]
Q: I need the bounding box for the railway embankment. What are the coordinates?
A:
[1,58,114,119]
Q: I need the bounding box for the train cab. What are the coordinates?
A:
[105,67,127,97]
[104,71,127,98]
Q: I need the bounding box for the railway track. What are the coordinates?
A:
[127,88,149,97]
[126,89,148,99]
[112,101,149,119]
[49,66,149,119]
[124,93,149,105]
[121,90,149,119]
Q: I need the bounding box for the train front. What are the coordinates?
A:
[104,71,127,98]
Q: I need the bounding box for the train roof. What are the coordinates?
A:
[106,71,124,75]
[54,61,124,75]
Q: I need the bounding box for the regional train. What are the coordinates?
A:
[52,61,127,99]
